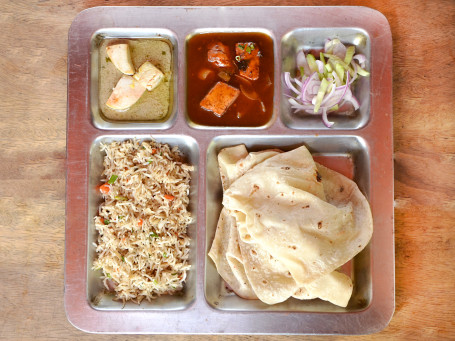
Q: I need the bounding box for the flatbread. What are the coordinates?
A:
[209,145,372,307]
[223,146,372,287]
[208,208,257,299]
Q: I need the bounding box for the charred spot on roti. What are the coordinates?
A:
[249,184,260,196]
[251,249,257,256]
[302,205,310,209]
[340,186,345,192]
[262,280,268,284]
[318,221,323,229]
[281,166,290,170]
[316,171,322,182]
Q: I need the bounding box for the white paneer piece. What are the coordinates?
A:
[133,61,164,91]
[106,75,146,110]
[106,44,135,75]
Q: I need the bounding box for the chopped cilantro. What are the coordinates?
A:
[163,252,168,258]
[153,279,158,285]
[106,272,111,278]
[105,57,111,63]
[121,256,125,262]
[114,195,127,201]
[150,232,159,239]
[103,219,110,225]
[238,44,244,50]
[245,45,251,54]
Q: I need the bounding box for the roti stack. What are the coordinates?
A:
[208,145,373,307]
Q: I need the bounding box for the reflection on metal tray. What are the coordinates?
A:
[66,6,394,335]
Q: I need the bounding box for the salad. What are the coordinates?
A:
[284,38,369,127]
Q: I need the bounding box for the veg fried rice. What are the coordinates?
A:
[93,139,194,304]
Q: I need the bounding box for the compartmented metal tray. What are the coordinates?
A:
[65,6,394,334]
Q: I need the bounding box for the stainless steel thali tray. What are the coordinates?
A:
[65,6,394,334]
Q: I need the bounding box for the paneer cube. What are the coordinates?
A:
[133,61,164,91]
[106,75,146,110]
[207,42,234,70]
[106,44,135,75]
[235,42,260,81]
[200,82,240,117]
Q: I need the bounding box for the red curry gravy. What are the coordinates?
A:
[186,32,274,127]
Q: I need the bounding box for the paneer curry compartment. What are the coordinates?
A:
[98,38,173,121]
[186,32,274,127]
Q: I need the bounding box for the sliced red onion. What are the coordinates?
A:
[324,39,347,59]
[300,73,315,101]
[353,54,366,68]
[315,60,325,73]
[301,73,320,99]
[296,50,311,76]
[284,72,300,95]
[343,87,360,110]
[321,86,346,108]
[294,78,303,87]
[322,107,334,127]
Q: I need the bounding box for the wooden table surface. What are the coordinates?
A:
[1,0,454,340]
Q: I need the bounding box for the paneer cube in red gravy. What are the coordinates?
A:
[207,42,234,71]
[235,42,260,81]
[200,82,240,117]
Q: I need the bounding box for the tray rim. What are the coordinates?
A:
[65,5,394,335]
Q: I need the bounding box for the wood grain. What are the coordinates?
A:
[0,0,454,339]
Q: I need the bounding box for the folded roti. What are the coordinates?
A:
[209,208,257,299]
[223,146,373,287]
[210,145,371,307]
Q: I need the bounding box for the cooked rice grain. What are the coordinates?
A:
[93,139,193,304]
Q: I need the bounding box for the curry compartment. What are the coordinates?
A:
[281,28,371,130]
[184,28,277,129]
[90,29,179,130]
[205,135,372,312]
[87,134,199,310]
